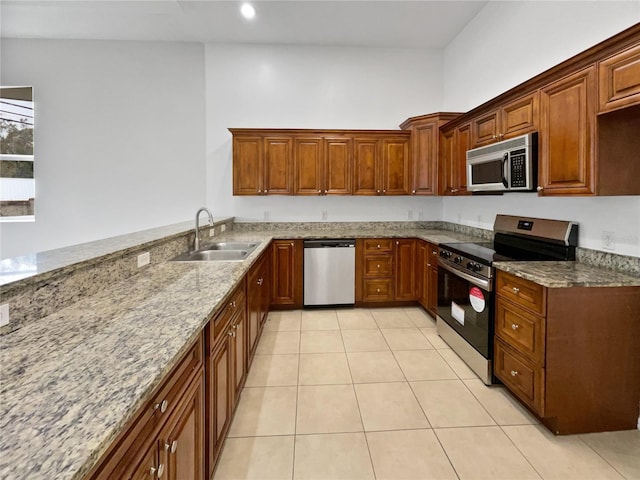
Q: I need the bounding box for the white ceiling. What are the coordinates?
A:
[0,0,489,49]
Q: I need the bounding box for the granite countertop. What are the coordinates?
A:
[2,224,637,479]
[1,226,481,480]
[494,261,640,288]
[0,217,234,288]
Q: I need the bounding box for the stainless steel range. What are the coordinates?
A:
[436,215,578,385]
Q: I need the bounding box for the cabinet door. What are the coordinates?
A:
[130,443,161,480]
[599,43,640,112]
[324,137,352,195]
[439,129,455,195]
[247,266,261,360]
[232,308,246,405]
[294,137,323,195]
[162,375,205,480]
[258,252,271,326]
[472,110,499,147]
[209,338,231,467]
[453,124,471,195]
[394,239,417,301]
[539,67,596,195]
[264,137,293,195]
[233,136,263,195]
[411,122,438,195]
[353,138,380,195]
[500,92,539,139]
[381,136,410,195]
[271,240,303,307]
[416,241,428,307]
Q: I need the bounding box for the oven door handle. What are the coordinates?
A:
[438,260,493,291]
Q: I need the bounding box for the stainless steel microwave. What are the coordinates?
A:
[466,132,537,192]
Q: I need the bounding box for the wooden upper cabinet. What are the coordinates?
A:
[472,110,499,147]
[471,92,539,147]
[381,136,410,195]
[232,135,263,195]
[501,92,539,138]
[324,137,352,195]
[452,123,471,195]
[294,137,323,195]
[353,138,380,195]
[264,137,293,194]
[539,66,596,195]
[411,121,438,195]
[599,43,640,112]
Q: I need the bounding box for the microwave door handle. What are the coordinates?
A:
[502,153,509,188]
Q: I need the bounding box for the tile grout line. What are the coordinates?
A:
[497,424,545,479]
[292,310,303,480]
[576,434,630,479]
[430,428,463,480]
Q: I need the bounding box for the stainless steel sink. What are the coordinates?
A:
[203,242,259,251]
[171,249,249,262]
[170,241,260,262]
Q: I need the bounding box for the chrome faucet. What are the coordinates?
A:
[194,207,214,251]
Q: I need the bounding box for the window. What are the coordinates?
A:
[1,86,34,221]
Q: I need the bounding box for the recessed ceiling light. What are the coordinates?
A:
[240,3,256,20]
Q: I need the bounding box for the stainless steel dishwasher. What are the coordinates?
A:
[303,239,356,306]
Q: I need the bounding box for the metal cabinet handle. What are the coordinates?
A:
[537,186,543,192]
[150,464,165,478]
[396,241,399,245]
[383,189,386,193]
[510,370,519,377]
[377,264,380,269]
[377,244,381,249]
[165,440,178,453]
[154,399,168,413]
[511,324,519,330]
[228,330,236,337]
[264,189,268,193]
[412,190,416,194]
[258,189,262,193]
[377,288,381,293]
[512,287,520,294]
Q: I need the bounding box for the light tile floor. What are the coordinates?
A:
[215,307,640,480]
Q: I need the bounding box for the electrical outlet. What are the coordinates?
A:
[321,211,328,221]
[263,211,270,221]
[137,252,150,268]
[221,224,226,232]
[601,231,616,251]
[418,211,424,220]
[209,228,215,237]
[408,210,414,220]
[0,304,9,327]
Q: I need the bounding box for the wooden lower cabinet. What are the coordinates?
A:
[417,240,439,318]
[247,249,270,361]
[209,332,231,468]
[271,239,303,308]
[394,239,417,301]
[494,270,640,434]
[85,337,205,480]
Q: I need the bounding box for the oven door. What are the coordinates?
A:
[437,262,494,359]
[467,152,508,192]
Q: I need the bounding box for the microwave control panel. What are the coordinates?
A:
[509,149,527,188]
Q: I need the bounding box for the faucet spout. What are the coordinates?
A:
[194,207,214,251]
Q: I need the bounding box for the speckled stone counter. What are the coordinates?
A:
[2,222,637,479]
[494,261,640,288]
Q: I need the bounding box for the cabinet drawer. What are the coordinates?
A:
[599,44,640,112]
[211,285,246,350]
[363,255,393,276]
[495,297,545,365]
[363,239,394,254]
[362,278,394,302]
[496,271,546,315]
[494,339,544,415]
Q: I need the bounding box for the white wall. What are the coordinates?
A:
[441,2,640,257]
[0,39,206,259]
[205,44,444,223]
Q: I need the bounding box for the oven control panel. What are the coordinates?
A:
[438,247,493,280]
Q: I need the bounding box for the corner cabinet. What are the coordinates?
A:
[439,123,471,196]
[400,113,461,195]
[494,270,640,434]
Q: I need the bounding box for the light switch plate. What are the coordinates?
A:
[137,252,150,268]
[0,304,9,327]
